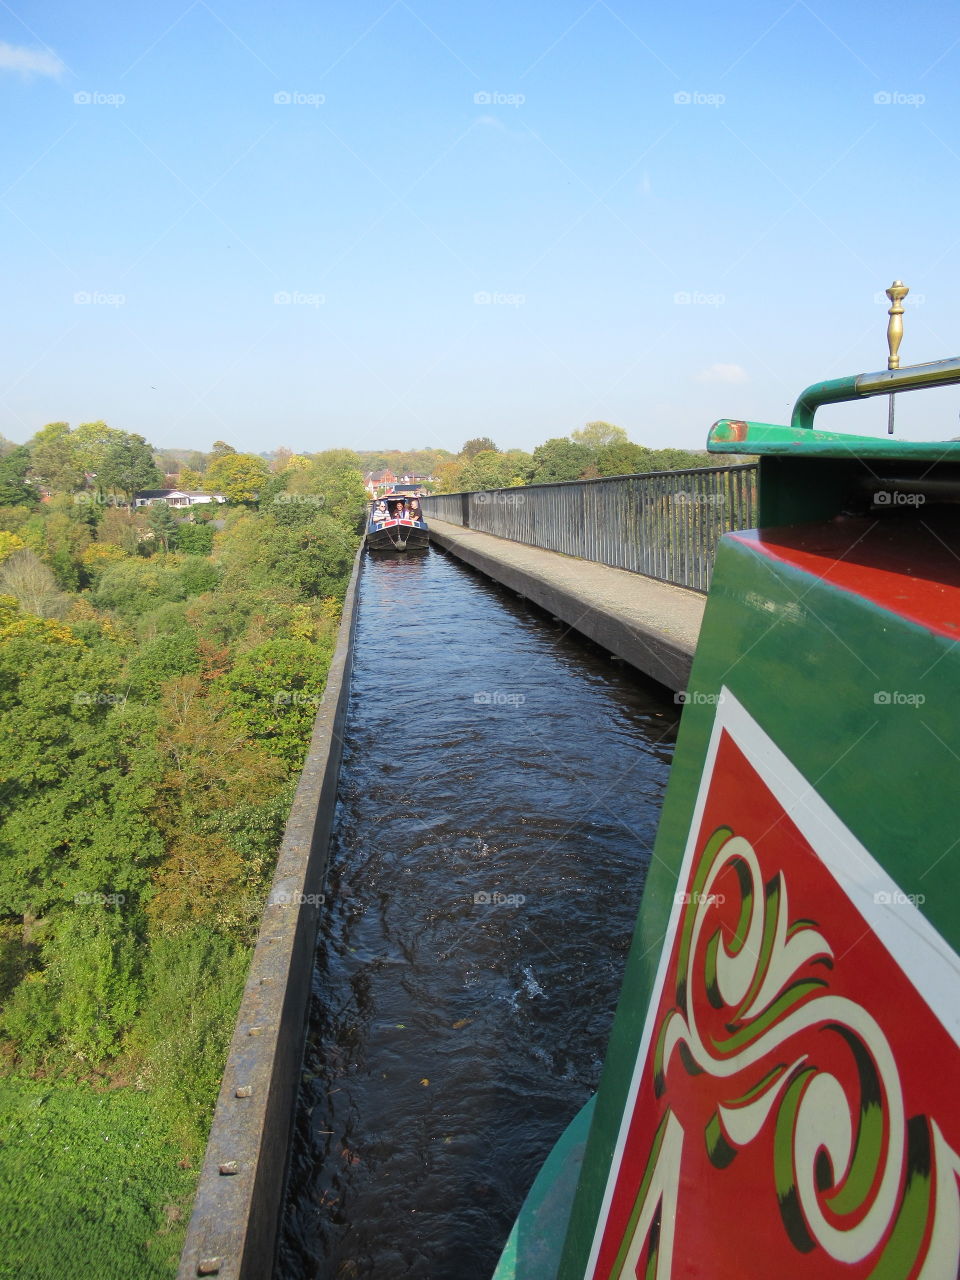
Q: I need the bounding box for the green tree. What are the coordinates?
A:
[0,446,35,507]
[459,450,524,491]
[526,437,593,483]
[146,501,178,552]
[98,432,162,501]
[571,420,630,449]
[27,422,83,493]
[205,452,270,503]
[460,436,498,459]
[219,637,334,766]
[174,522,214,555]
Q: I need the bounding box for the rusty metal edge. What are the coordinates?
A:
[177,544,364,1280]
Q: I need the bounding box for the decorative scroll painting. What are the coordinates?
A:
[587,690,960,1280]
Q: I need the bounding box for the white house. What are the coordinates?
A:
[134,488,227,508]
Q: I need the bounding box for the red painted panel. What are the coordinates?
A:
[732,515,960,639]
[591,725,960,1279]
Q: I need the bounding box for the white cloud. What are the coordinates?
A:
[0,41,65,79]
[696,363,749,384]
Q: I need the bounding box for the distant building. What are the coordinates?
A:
[134,488,227,508]
[363,470,430,497]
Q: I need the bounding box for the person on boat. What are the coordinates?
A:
[408,498,422,523]
[373,500,389,524]
[394,501,407,520]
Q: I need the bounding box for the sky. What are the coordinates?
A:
[1,0,960,455]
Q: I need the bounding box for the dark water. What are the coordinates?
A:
[277,548,680,1280]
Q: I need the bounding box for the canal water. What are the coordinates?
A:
[277,548,680,1280]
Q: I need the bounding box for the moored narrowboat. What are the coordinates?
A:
[365,494,430,553]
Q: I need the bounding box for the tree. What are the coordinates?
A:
[98,432,162,502]
[572,420,629,450]
[526,437,593,484]
[0,550,69,617]
[205,452,270,504]
[594,442,656,477]
[210,441,236,460]
[459,450,523,492]
[460,437,498,459]
[178,467,203,490]
[0,446,35,507]
[146,501,178,552]
[174,522,214,555]
[27,423,83,493]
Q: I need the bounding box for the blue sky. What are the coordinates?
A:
[1,0,959,454]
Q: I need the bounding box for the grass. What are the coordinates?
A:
[0,1076,198,1280]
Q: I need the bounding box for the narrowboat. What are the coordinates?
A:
[364,494,430,553]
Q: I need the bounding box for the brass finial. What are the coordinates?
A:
[886,280,909,369]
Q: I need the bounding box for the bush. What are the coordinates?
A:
[126,630,202,697]
[174,522,213,555]
[219,635,334,765]
[92,559,187,620]
[129,929,250,1156]
[179,555,220,596]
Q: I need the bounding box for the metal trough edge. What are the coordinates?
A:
[177,544,364,1280]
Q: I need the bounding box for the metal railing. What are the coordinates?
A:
[420,464,758,593]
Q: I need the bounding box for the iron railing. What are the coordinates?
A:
[419,464,758,593]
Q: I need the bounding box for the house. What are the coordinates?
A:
[134,488,227,508]
[363,469,397,497]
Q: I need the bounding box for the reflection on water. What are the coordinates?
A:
[277,548,679,1280]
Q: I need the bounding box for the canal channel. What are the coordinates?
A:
[276,546,681,1280]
